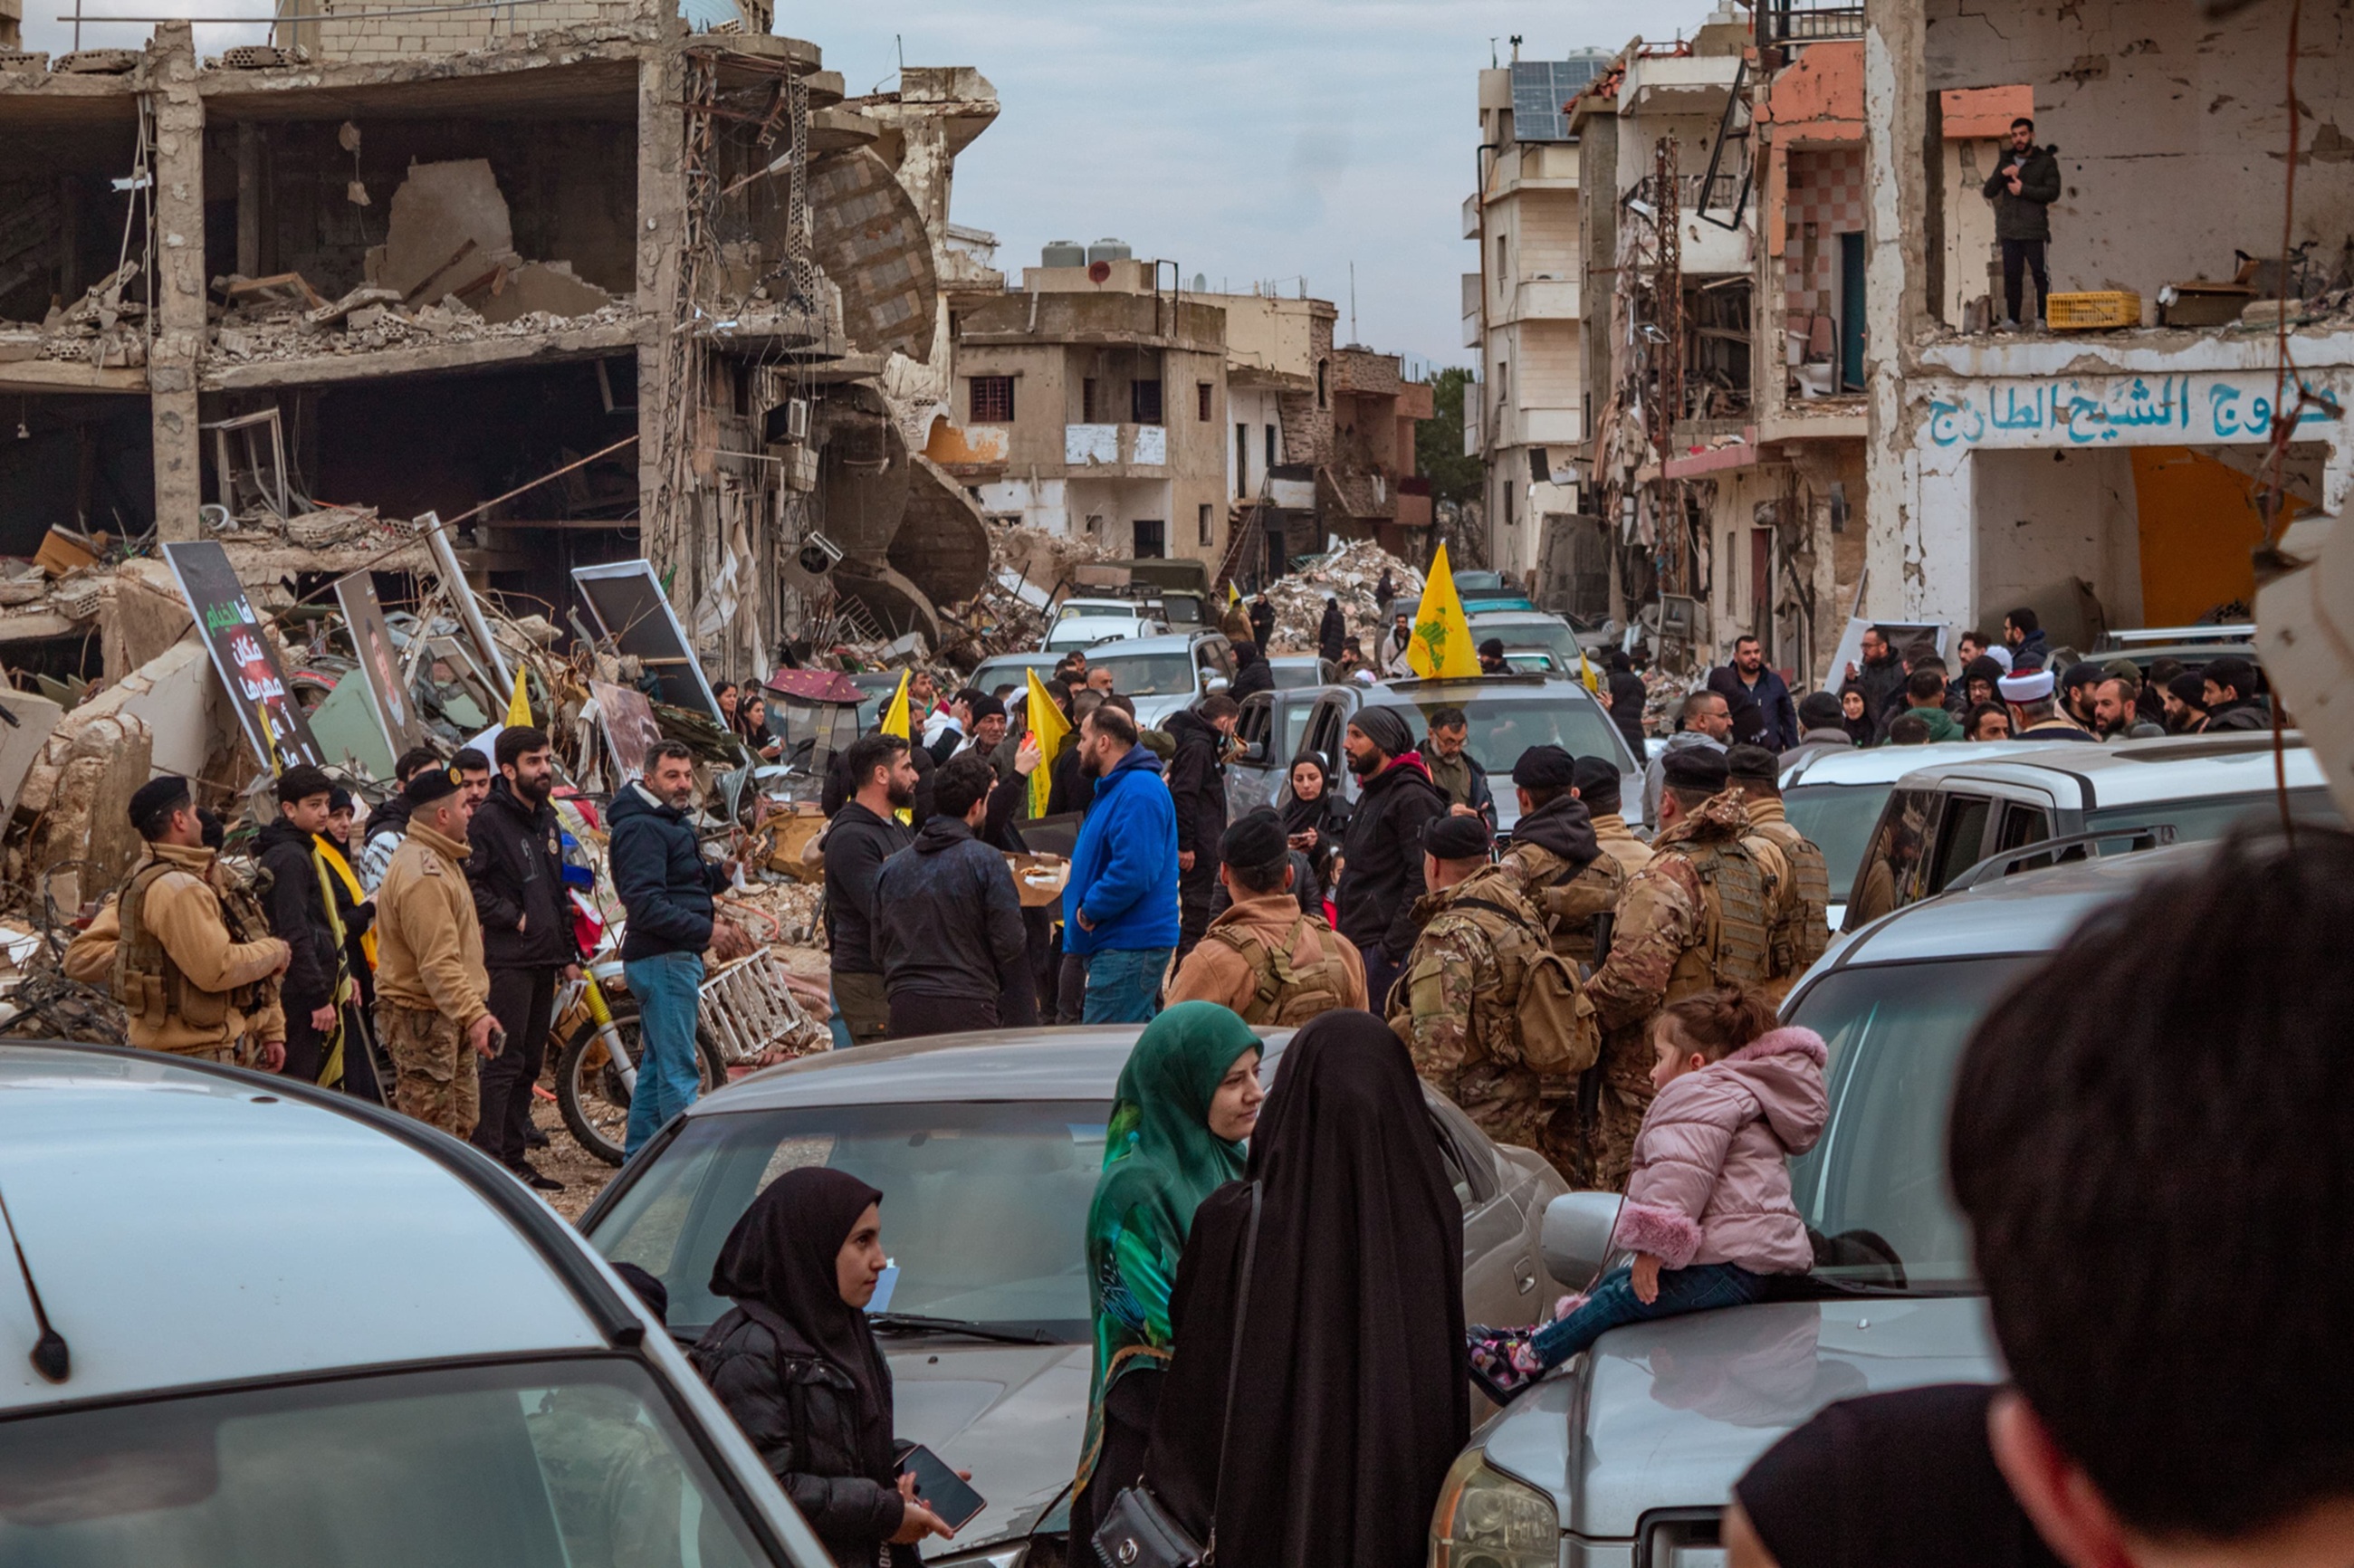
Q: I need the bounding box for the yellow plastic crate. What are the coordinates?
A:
[2046,291,2142,331]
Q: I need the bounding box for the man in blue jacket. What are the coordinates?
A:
[1062,703,1180,1023]
[608,741,743,1157]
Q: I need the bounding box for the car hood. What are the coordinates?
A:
[886,1339,1092,1556]
[1475,1296,2001,1538]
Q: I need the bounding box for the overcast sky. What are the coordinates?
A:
[27,0,1718,368]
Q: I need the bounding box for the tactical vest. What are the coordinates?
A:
[110,858,265,1031]
[1663,836,1775,999]
[1207,913,1354,1026]
[1752,819,1832,978]
[1533,856,1626,966]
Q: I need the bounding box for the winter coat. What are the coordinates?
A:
[1886,702,1961,744]
[1424,748,1495,825]
[608,783,726,962]
[2206,695,2273,732]
[374,822,492,1029]
[1335,752,1448,961]
[1249,600,1276,648]
[691,1303,917,1568]
[1982,143,2062,242]
[1230,657,1274,701]
[1779,726,1855,773]
[1708,665,1800,752]
[1849,652,1909,742]
[2008,629,2051,671]
[1163,710,1231,867]
[464,779,580,971]
[1612,1027,1828,1276]
[1607,670,1650,753]
[254,817,345,1018]
[822,800,911,976]
[63,841,289,1055]
[872,816,1030,1011]
[1064,744,1182,956]
[359,792,412,894]
[1318,603,1347,663]
[1642,731,1728,826]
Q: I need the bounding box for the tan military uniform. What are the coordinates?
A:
[64,841,288,1062]
[375,821,491,1134]
[1166,891,1366,1022]
[1583,792,1787,1188]
[1743,793,1831,1002]
[1589,812,1655,881]
[1500,823,1626,1186]
[1391,865,1574,1171]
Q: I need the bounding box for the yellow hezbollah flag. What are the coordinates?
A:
[505,663,533,727]
[1023,669,1069,818]
[1407,542,1482,680]
[1577,645,1601,695]
[878,670,914,824]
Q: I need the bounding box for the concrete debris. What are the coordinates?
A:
[1259,540,1425,655]
[932,521,1115,666]
[208,299,636,364]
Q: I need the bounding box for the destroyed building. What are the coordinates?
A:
[0,7,998,691]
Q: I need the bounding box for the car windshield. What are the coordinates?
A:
[1785,955,2039,1292]
[592,1100,1113,1339]
[0,1360,770,1566]
[1090,652,1195,697]
[2084,787,2340,842]
[1473,619,1577,664]
[1785,782,1895,901]
[1045,623,1140,652]
[972,658,1050,693]
[1366,694,1631,776]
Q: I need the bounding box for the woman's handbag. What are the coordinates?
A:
[1090,1181,1262,1568]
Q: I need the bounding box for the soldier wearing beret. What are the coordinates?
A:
[66,775,291,1067]
[374,766,499,1135]
[1583,746,1788,1188]
[1167,811,1365,1022]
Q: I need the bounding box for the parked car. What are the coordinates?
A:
[1451,570,1538,613]
[969,651,1063,700]
[1227,680,1346,818]
[0,1042,835,1568]
[1839,731,2338,932]
[1043,613,1163,653]
[1267,654,1340,689]
[1081,629,1237,730]
[1287,674,1647,835]
[1779,740,2034,930]
[1467,609,1601,668]
[583,1025,1569,1565]
[1434,841,2208,1568]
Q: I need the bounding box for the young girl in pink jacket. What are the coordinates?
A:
[1469,985,1827,1401]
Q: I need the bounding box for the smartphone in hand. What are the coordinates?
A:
[895,1443,985,1532]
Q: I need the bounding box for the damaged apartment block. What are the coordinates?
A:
[0,5,1000,688]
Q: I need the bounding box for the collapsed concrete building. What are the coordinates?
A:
[0,5,997,690]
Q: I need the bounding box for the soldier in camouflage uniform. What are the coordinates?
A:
[1575,755,1655,885]
[1584,748,1788,1189]
[1727,743,1832,1001]
[373,767,500,1135]
[1392,814,1563,1162]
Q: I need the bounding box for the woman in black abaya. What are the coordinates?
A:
[1134,1009,1469,1568]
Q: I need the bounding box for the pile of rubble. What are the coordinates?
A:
[211,292,637,366]
[1259,540,1424,655]
[935,521,1116,667]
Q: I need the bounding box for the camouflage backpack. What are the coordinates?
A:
[1444,889,1602,1077]
[1206,913,1354,1026]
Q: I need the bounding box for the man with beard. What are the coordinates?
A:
[374,765,498,1136]
[1336,704,1449,1011]
[464,726,584,1190]
[1708,635,1799,751]
[874,752,1032,1038]
[826,733,918,1044]
[1842,625,1906,742]
[1062,703,1181,1022]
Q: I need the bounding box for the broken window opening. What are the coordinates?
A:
[1131,379,1163,425]
[970,375,1014,424]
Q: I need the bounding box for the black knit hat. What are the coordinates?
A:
[1571,755,1622,815]
[1726,743,1781,785]
[1661,746,1732,793]
[1221,810,1289,870]
[1423,814,1493,860]
[1349,705,1413,759]
[1511,744,1577,788]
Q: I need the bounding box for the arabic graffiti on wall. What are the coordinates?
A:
[1920,374,2346,448]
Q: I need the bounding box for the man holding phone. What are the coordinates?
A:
[1982,115,2062,330]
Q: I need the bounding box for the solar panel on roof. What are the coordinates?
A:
[1509,57,1606,142]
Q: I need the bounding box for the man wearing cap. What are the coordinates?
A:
[1497,746,1605,954]
[952,693,1010,762]
[1999,667,2097,742]
[1392,813,1561,1159]
[1584,746,1786,1188]
[1727,743,1830,1001]
[375,765,500,1135]
[65,776,290,1067]
[1336,704,1450,1010]
[2058,663,2107,733]
[256,763,357,1088]
[1167,811,1365,1021]
[1782,692,1855,771]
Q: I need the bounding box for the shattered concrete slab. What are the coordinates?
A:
[474,261,614,326]
[367,158,521,301]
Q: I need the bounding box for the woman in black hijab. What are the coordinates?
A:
[691,1167,954,1565]
[1134,1010,1468,1568]
[1280,753,1348,908]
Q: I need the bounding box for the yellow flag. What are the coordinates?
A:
[1226,580,1241,607]
[1407,542,1482,679]
[878,670,914,824]
[1577,645,1601,694]
[1024,669,1069,818]
[505,663,533,727]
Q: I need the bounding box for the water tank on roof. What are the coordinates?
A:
[1087,237,1132,264]
[1042,240,1086,269]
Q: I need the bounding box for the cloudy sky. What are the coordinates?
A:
[26,0,1719,367]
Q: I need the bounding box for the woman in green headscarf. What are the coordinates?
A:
[1071,1001,1266,1544]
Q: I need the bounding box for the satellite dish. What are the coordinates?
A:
[1087,260,1112,283]
[1192,272,1206,292]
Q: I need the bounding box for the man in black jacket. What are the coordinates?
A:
[1249,592,1276,650]
[610,741,743,1159]
[1335,704,1449,1011]
[1166,693,1240,962]
[464,725,582,1189]
[873,752,1032,1038]
[824,733,915,1044]
[1318,596,1347,663]
[1604,650,1649,754]
[1230,640,1274,700]
[256,763,352,1090]
[1983,117,2061,329]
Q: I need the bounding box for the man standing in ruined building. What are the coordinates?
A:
[256,764,357,1090]
[375,766,500,1137]
[1983,116,2061,330]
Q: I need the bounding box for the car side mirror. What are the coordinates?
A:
[1541,1191,1624,1289]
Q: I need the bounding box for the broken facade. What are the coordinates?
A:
[0,9,997,691]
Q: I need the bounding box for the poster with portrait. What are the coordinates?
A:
[163,540,323,772]
[591,680,664,785]
[333,569,426,760]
